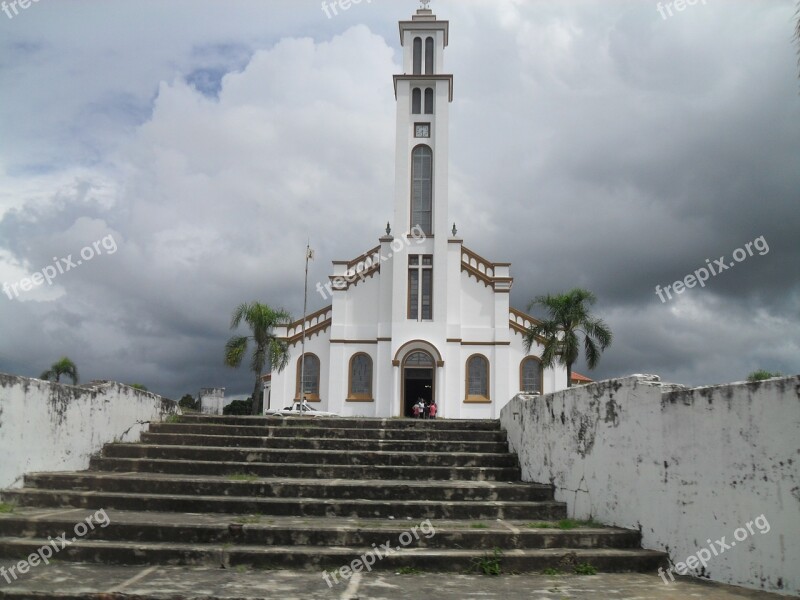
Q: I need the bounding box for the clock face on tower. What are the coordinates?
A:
[415,123,430,138]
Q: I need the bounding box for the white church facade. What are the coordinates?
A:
[269,6,568,419]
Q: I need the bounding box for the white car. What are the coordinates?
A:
[265,402,338,418]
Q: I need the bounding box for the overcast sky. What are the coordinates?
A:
[1,0,798,400]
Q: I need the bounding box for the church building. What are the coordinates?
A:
[269,5,568,419]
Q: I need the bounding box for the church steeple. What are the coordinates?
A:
[389,4,453,328]
[392,4,452,239]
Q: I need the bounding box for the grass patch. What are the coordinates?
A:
[470,547,503,576]
[228,473,259,482]
[542,567,562,575]
[574,563,598,576]
[0,502,15,514]
[164,414,182,424]
[526,522,555,529]
[396,566,423,575]
[471,522,489,529]
[233,514,264,524]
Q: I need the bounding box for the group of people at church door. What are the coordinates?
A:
[412,398,437,419]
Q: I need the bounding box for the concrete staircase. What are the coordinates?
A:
[0,416,665,574]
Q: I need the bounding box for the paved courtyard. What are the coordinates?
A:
[0,562,793,599]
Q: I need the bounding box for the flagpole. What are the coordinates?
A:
[299,241,311,411]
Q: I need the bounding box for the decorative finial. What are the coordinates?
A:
[386,222,392,235]
[452,222,457,236]
[420,0,431,9]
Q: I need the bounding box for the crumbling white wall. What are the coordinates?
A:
[500,374,799,596]
[199,387,227,415]
[0,374,179,489]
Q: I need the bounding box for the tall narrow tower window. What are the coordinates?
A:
[408,255,433,320]
[425,37,434,74]
[413,37,422,75]
[412,88,421,115]
[411,145,433,235]
[424,88,434,114]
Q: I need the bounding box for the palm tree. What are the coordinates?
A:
[523,289,613,387]
[40,357,79,385]
[224,302,292,415]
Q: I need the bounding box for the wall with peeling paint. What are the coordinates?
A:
[500,374,799,596]
[0,373,179,489]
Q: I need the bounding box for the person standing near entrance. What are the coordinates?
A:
[428,401,437,419]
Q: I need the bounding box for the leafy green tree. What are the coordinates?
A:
[223,398,253,416]
[224,302,291,415]
[40,357,79,385]
[179,394,198,411]
[524,289,613,387]
[747,370,782,382]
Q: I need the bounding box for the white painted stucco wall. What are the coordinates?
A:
[0,373,179,489]
[500,374,799,596]
[198,387,227,415]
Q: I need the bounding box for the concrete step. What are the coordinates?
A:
[0,536,666,573]
[177,415,502,431]
[140,432,509,453]
[1,489,567,520]
[150,422,507,442]
[23,473,552,503]
[100,444,519,468]
[0,511,643,550]
[89,457,521,481]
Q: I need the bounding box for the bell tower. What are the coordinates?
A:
[392,2,452,240]
[390,2,453,331]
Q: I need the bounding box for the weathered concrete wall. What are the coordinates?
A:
[199,387,227,415]
[500,374,799,596]
[0,373,179,489]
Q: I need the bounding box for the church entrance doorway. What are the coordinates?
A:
[402,350,435,418]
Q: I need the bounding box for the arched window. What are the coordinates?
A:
[520,357,543,394]
[412,88,422,115]
[466,355,490,402]
[413,37,422,75]
[405,351,435,367]
[411,145,432,235]
[424,88,434,114]
[348,353,373,401]
[425,37,434,74]
[295,353,320,400]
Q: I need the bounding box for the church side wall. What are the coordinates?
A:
[270,328,331,412]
